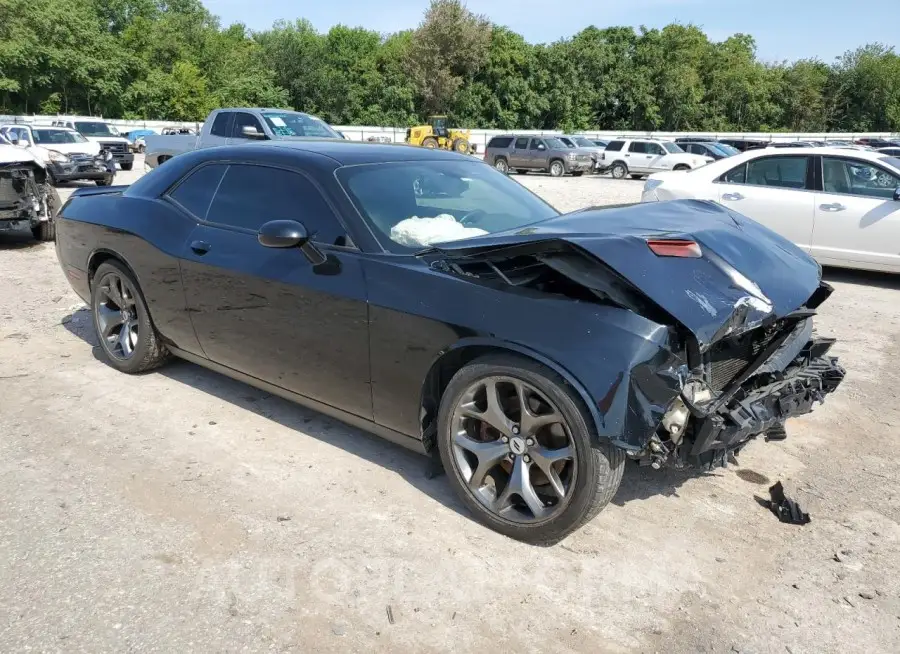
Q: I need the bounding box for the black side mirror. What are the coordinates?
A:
[894,187,900,202]
[258,220,326,265]
[259,220,308,248]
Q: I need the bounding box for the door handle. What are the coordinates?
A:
[625,154,630,157]
[190,240,211,255]
[722,192,744,201]
[819,203,846,212]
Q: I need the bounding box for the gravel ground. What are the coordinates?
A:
[1,157,899,653]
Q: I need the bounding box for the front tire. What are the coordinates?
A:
[610,162,628,179]
[422,137,439,150]
[91,261,170,374]
[437,354,625,545]
[549,160,565,177]
[96,175,114,186]
[30,184,60,241]
[120,162,133,171]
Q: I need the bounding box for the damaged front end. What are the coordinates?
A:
[422,200,845,470]
[0,161,49,231]
[642,297,845,469]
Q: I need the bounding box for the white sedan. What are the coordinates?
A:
[641,147,900,273]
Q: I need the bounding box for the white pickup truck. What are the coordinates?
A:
[144,108,344,168]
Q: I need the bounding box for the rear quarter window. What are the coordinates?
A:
[167,164,228,220]
[605,141,625,152]
[487,136,513,149]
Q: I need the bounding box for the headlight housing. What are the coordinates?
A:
[102,149,113,162]
[48,150,71,164]
[567,152,576,160]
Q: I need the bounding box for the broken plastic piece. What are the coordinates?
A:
[756,481,810,525]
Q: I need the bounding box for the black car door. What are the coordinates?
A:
[175,162,373,419]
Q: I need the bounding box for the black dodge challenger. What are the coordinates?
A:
[55,141,844,544]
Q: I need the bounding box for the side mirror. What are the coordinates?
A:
[9,138,19,146]
[258,220,308,248]
[894,187,900,202]
[240,125,267,140]
[537,144,546,151]
[258,220,327,265]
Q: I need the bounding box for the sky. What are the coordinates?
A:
[202,0,899,63]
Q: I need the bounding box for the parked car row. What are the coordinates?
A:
[0,124,116,186]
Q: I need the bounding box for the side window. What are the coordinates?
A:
[167,164,228,220]
[605,140,625,152]
[514,137,529,149]
[745,156,809,189]
[209,112,233,137]
[231,112,265,139]
[529,139,544,150]
[721,163,747,184]
[207,164,347,245]
[823,158,900,199]
[487,136,513,148]
[686,144,700,155]
[648,143,665,155]
[628,141,648,154]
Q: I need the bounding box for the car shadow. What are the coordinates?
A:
[0,229,43,250]
[59,309,469,521]
[822,266,900,291]
[612,462,720,505]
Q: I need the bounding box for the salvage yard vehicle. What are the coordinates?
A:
[601,138,714,179]
[405,115,475,154]
[0,132,60,241]
[642,146,900,273]
[143,108,342,168]
[50,118,134,170]
[124,129,157,153]
[678,140,740,160]
[0,124,115,186]
[485,134,593,177]
[55,141,844,544]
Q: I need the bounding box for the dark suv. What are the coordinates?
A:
[484,135,593,177]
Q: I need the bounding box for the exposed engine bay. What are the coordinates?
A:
[0,161,50,230]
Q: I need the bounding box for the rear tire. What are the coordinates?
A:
[121,162,133,171]
[494,158,509,174]
[610,162,628,179]
[91,261,170,374]
[452,138,470,154]
[96,176,114,186]
[437,354,625,545]
[422,137,439,149]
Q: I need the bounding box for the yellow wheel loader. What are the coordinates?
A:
[405,115,477,154]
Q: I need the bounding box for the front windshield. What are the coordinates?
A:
[558,137,576,148]
[33,129,88,144]
[261,111,340,138]
[74,121,115,137]
[337,160,560,254]
[574,137,595,147]
[544,137,567,149]
[663,142,684,153]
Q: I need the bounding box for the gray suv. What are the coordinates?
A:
[484,135,592,177]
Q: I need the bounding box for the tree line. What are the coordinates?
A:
[1,0,898,132]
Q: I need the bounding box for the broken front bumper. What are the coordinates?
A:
[685,337,845,466]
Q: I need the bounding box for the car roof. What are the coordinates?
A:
[196,139,478,166]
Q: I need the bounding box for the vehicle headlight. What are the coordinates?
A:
[48,150,71,163]
[643,178,664,193]
[102,149,113,161]
[567,152,577,160]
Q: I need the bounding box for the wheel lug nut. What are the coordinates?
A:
[501,436,509,443]
[512,425,520,435]
[526,438,534,446]
[524,455,531,463]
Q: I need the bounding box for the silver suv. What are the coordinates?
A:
[600,138,713,179]
[484,135,593,177]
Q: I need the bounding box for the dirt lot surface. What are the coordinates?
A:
[2,157,899,653]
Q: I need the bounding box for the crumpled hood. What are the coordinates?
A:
[0,144,43,166]
[424,199,823,349]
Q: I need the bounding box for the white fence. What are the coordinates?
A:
[2,114,896,150]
